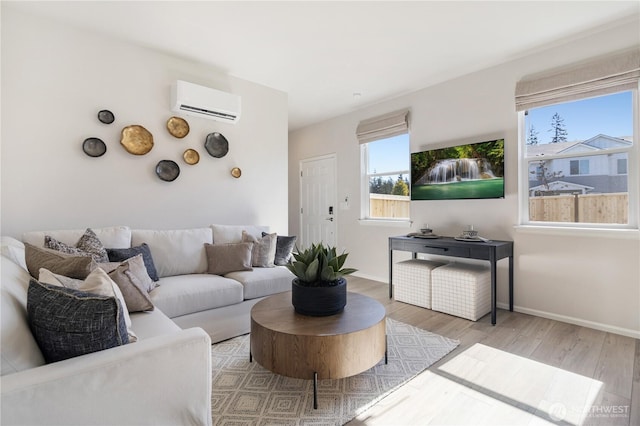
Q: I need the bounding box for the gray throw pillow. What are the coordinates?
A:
[44,228,109,263]
[242,231,277,267]
[27,279,129,363]
[106,243,159,282]
[263,232,297,266]
[204,242,253,275]
[25,243,97,280]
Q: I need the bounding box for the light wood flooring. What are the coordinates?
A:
[345,276,639,426]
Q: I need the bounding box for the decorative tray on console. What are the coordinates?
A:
[407,233,441,239]
[454,236,491,242]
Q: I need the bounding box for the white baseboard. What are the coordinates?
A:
[353,273,640,339]
[497,302,640,339]
[351,272,386,283]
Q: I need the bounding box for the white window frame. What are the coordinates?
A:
[356,109,412,226]
[517,89,639,230]
[359,136,411,224]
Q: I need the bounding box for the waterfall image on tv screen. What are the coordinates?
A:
[410,139,504,200]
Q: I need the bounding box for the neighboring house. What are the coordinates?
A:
[527,134,631,195]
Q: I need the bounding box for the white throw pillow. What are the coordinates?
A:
[242,231,277,267]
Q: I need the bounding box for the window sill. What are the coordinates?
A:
[513,225,640,240]
[359,219,412,228]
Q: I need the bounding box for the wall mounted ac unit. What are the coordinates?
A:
[171,80,241,124]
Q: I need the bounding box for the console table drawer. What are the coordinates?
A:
[419,245,470,258]
[392,240,470,258]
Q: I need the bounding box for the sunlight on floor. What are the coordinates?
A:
[354,343,603,425]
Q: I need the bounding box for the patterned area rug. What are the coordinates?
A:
[211,318,459,425]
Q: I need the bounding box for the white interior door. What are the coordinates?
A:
[299,154,337,249]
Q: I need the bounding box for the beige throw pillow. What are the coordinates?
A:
[38,267,137,343]
[25,243,97,279]
[107,255,155,312]
[242,231,277,267]
[205,242,253,275]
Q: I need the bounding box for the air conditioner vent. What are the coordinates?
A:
[171,80,241,124]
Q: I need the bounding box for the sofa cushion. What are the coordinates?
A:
[149,274,243,318]
[25,243,97,280]
[131,228,212,278]
[23,226,131,249]
[106,243,159,282]
[263,232,297,266]
[27,279,129,363]
[38,267,138,343]
[243,231,277,267]
[44,228,109,263]
[204,242,253,275]
[1,256,45,375]
[211,224,269,244]
[225,266,293,300]
[129,309,181,340]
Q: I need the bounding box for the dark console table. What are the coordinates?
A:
[389,235,514,325]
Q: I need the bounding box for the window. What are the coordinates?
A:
[357,110,410,221]
[516,49,639,228]
[618,158,628,175]
[569,159,590,175]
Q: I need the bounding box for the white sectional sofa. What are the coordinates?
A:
[1,224,294,425]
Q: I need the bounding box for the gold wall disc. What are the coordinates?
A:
[120,125,154,155]
[231,167,242,178]
[167,116,189,138]
[183,149,200,165]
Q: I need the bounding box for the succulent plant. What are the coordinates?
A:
[286,243,357,287]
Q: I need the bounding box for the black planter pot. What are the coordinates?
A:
[291,277,347,316]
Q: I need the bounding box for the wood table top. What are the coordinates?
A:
[251,291,386,337]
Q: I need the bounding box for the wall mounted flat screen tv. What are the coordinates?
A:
[411,139,504,200]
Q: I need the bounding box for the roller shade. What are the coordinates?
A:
[515,49,640,111]
[356,109,409,144]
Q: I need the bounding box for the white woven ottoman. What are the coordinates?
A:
[393,259,445,309]
[431,262,491,321]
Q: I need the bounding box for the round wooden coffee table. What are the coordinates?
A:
[250,291,386,408]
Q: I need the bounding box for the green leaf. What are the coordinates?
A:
[305,258,319,283]
[338,267,357,276]
[335,253,348,270]
[292,261,308,279]
[320,265,337,282]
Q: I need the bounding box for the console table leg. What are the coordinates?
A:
[249,351,252,363]
[490,253,497,326]
[509,255,514,311]
[313,372,318,409]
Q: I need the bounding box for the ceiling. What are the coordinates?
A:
[5,1,640,131]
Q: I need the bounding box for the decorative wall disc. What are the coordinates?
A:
[183,149,200,165]
[167,116,189,138]
[155,160,180,182]
[98,110,114,124]
[204,132,229,158]
[231,167,242,178]
[120,125,154,155]
[82,137,107,157]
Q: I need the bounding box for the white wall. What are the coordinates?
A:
[1,7,289,238]
[289,18,640,337]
